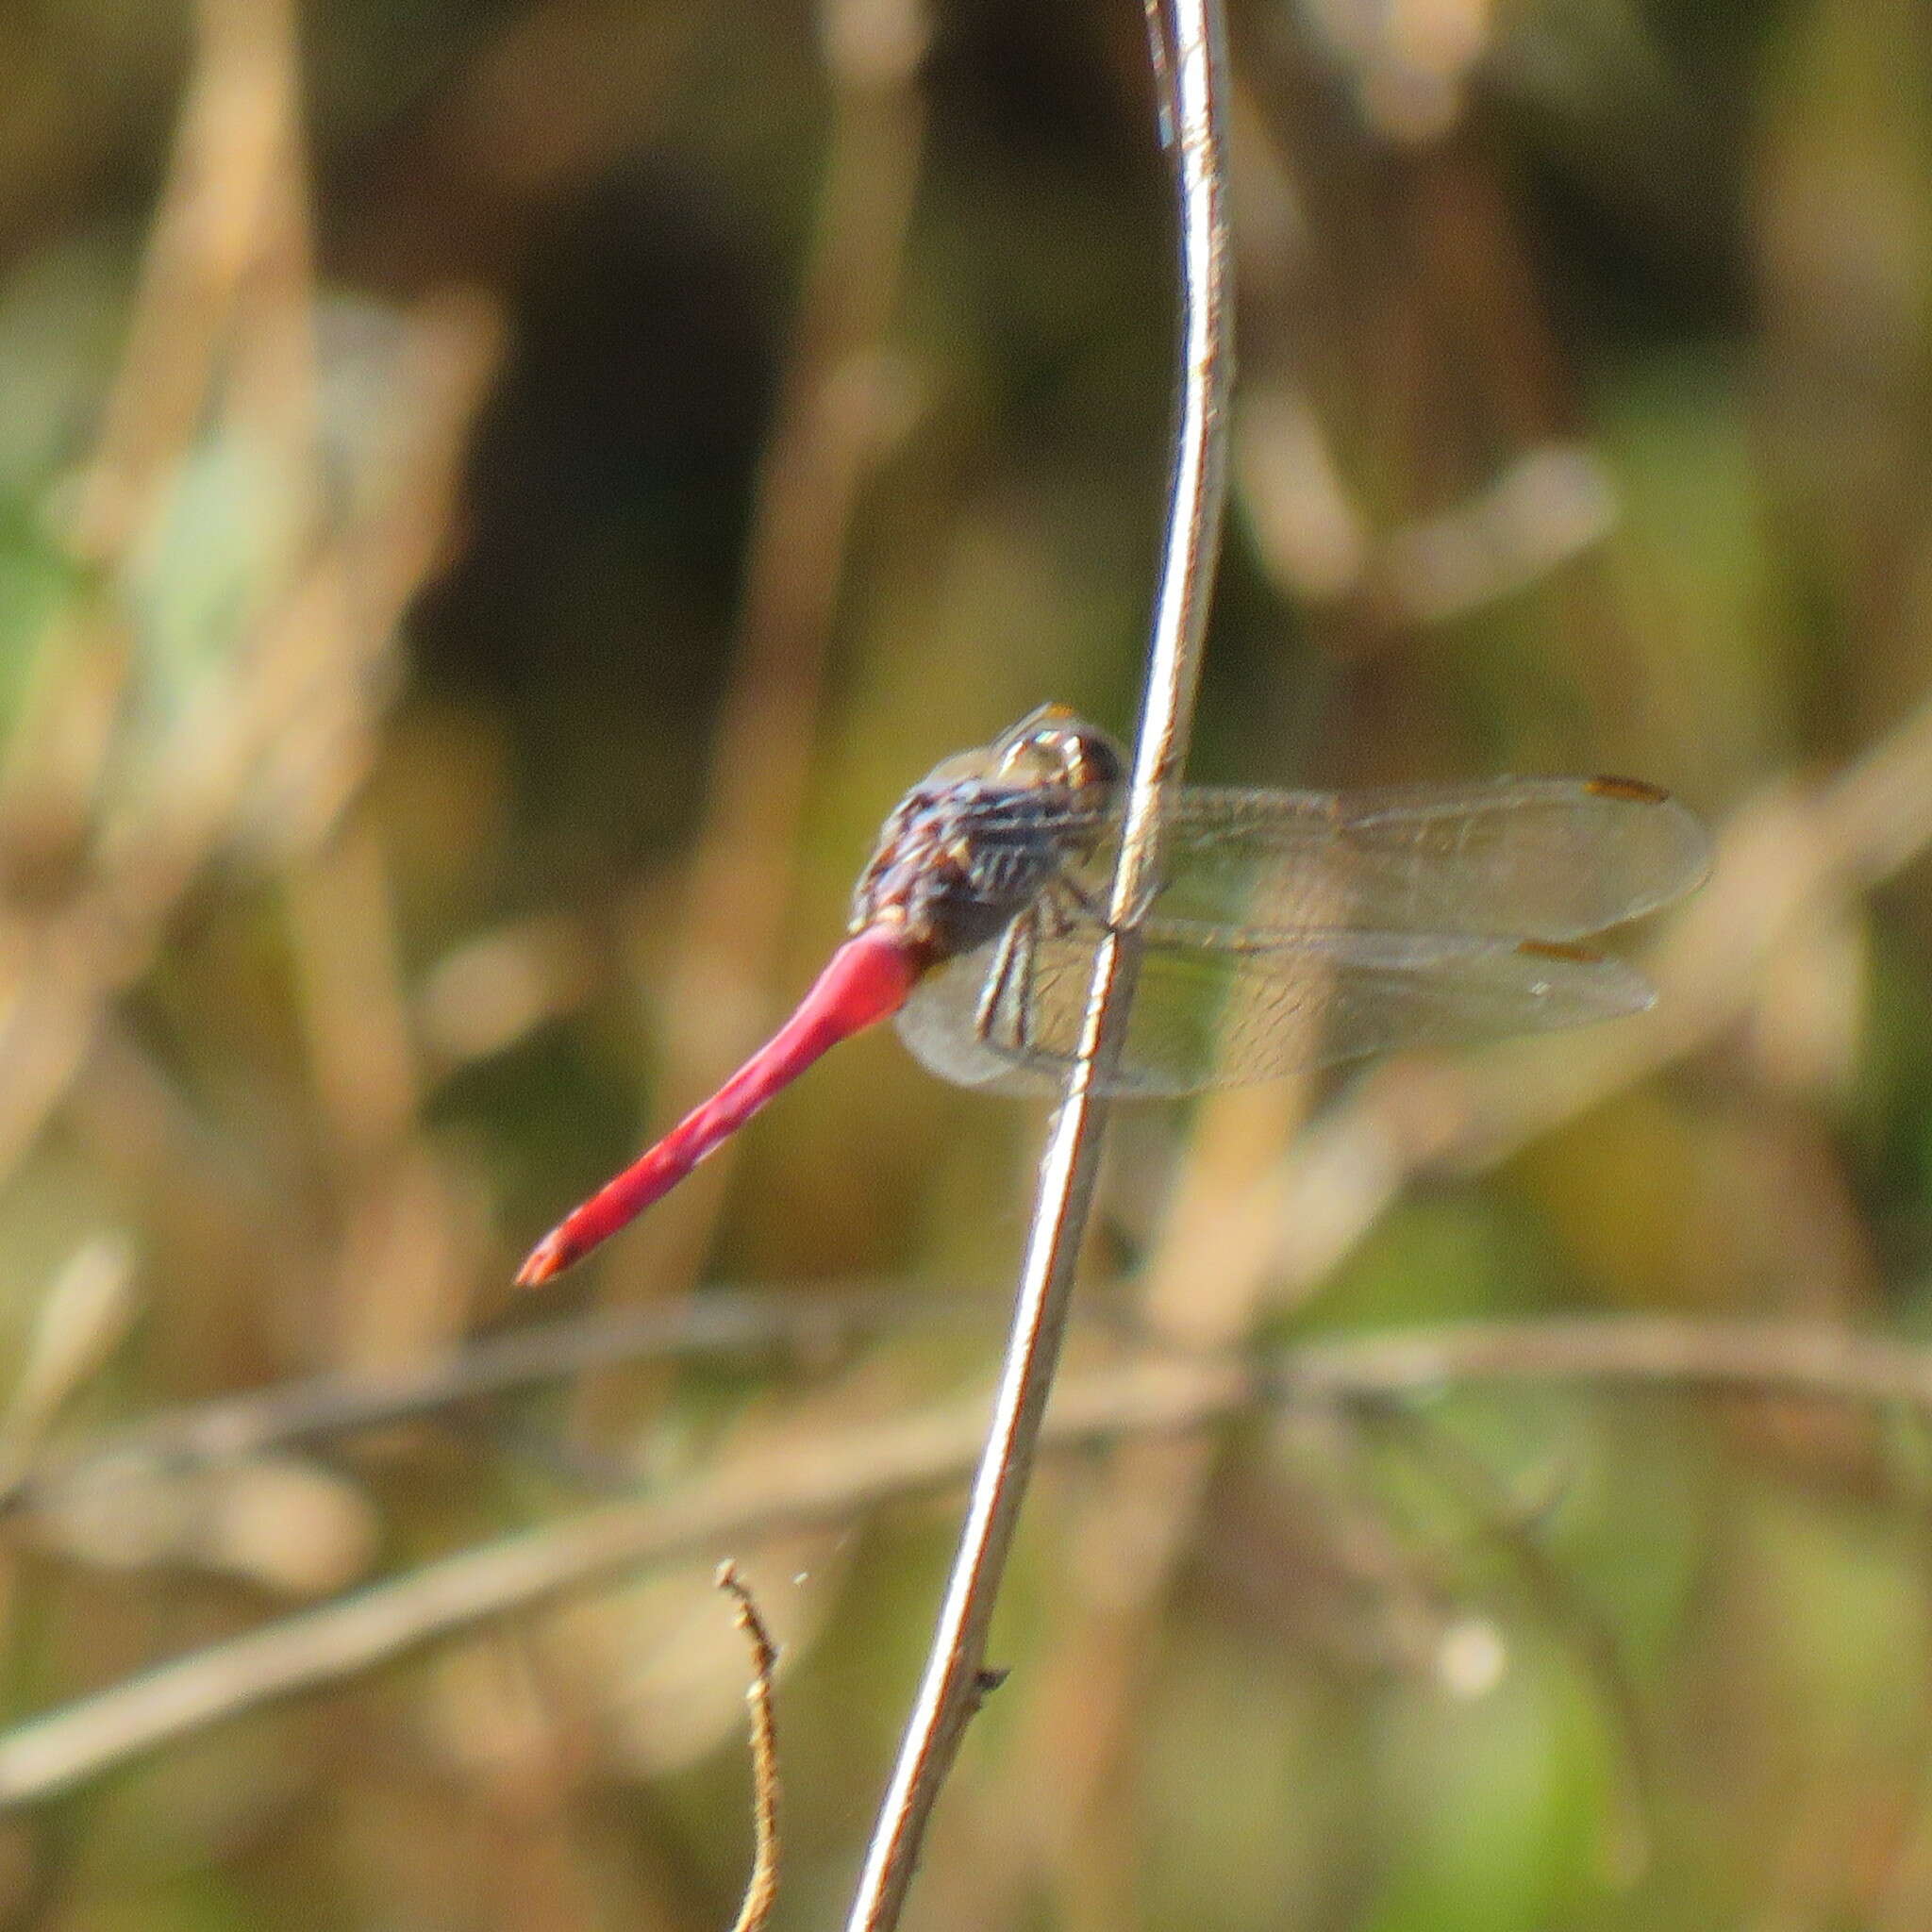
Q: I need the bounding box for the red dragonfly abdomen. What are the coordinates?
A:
[514,922,926,1285]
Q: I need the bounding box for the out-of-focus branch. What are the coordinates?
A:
[0,1285,998,1519]
[0,1353,1249,1809]
[10,1313,1932,1807]
[78,0,304,552]
[1226,75,1618,640]
[1280,1312,1932,1408]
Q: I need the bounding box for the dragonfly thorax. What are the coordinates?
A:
[848,710,1124,965]
[848,780,1072,961]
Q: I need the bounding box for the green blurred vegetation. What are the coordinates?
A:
[2,0,1932,1926]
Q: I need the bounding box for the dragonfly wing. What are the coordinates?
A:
[1088,780,1710,943]
[896,920,1657,1097]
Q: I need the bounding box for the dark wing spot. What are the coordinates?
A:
[1586,774,1672,804]
[1518,939,1605,963]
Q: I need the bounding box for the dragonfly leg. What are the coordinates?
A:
[975,905,1041,1055]
[1044,870,1116,935]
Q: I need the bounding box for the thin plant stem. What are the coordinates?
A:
[719,1562,784,1932]
[841,2,1235,1923]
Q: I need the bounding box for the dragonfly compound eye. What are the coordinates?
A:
[995,709,1125,800]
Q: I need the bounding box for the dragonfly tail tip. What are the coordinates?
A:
[514,1228,575,1288]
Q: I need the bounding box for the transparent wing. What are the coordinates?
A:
[896,918,1657,1097]
[1034,778,1711,943]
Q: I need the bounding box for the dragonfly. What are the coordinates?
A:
[515,705,1710,1284]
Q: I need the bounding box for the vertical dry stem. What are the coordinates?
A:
[840,3,1235,1924]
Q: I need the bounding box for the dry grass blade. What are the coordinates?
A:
[0,292,501,1190]
[0,1237,141,1492]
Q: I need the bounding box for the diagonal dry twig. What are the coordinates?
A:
[0,1353,1250,1809]
[14,1314,1932,1808]
[0,1285,999,1517]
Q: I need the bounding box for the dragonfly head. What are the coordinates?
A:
[991,705,1125,807]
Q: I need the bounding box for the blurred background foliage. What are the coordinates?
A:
[1,0,1932,1925]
